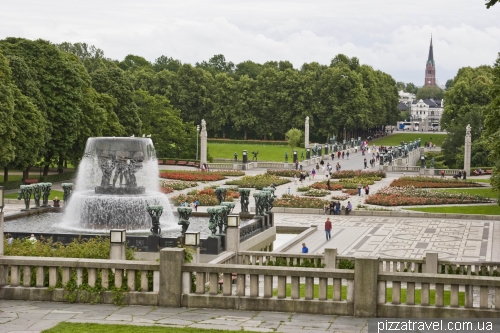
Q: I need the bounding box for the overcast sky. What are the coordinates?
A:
[1,0,499,85]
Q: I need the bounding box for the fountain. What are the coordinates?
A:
[63,137,174,231]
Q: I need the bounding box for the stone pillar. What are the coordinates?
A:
[324,248,337,269]
[226,226,240,256]
[305,116,310,148]
[424,252,438,274]
[354,257,379,317]
[159,248,185,307]
[110,243,126,260]
[464,124,471,176]
[200,119,208,166]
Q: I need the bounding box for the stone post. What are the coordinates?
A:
[305,116,310,148]
[324,248,337,268]
[226,226,240,258]
[424,252,438,274]
[159,248,185,307]
[110,243,126,260]
[464,124,471,176]
[354,257,379,317]
[200,119,208,166]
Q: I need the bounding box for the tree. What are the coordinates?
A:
[196,54,234,76]
[486,0,498,8]
[286,128,302,150]
[445,79,453,90]
[485,53,500,199]
[416,85,444,100]
[0,52,16,169]
[153,55,182,72]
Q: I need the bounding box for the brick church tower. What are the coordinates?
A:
[424,35,436,87]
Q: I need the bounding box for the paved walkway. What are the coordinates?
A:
[0,300,369,333]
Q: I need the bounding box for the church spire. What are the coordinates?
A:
[427,35,434,66]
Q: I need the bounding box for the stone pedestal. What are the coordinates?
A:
[233,163,238,170]
[147,235,160,252]
[110,243,126,260]
[200,119,207,166]
[226,226,240,255]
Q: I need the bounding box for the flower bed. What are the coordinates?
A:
[303,189,330,197]
[342,189,358,195]
[331,170,386,179]
[160,180,198,191]
[266,170,301,177]
[390,176,483,188]
[311,181,343,191]
[160,171,225,182]
[365,186,492,206]
[225,174,290,190]
[297,186,310,192]
[274,194,328,209]
[339,177,381,185]
[214,170,245,176]
[331,194,350,201]
[173,187,240,206]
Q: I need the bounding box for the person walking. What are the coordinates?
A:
[364,158,367,169]
[342,151,345,159]
[294,174,297,185]
[301,243,309,253]
[463,170,467,180]
[346,151,350,160]
[364,184,370,195]
[357,182,362,196]
[325,217,332,240]
[346,201,352,215]
[327,178,331,190]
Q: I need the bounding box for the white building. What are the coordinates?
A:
[410,98,443,131]
[398,90,416,104]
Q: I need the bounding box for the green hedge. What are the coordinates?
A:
[208,139,288,146]
[0,180,23,190]
[40,171,76,183]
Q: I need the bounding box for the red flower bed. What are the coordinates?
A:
[390,176,483,188]
[311,182,343,191]
[159,171,225,182]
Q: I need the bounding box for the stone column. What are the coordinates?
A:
[110,243,126,260]
[305,116,310,148]
[159,248,185,307]
[464,124,471,176]
[200,119,208,166]
[324,248,337,269]
[353,257,379,317]
[226,226,240,256]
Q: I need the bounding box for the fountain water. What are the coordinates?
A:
[63,137,174,231]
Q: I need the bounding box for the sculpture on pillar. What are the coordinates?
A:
[40,182,52,207]
[147,204,163,237]
[32,183,42,209]
[17,185,33,211]
[305,116,310,148]
[285,152,288,162]
[262,187,276,213]
[218,205,230,234]
[200,119,208,166]
[221,201,235,214]
[215,187,227,204]
[207,206,224,237]
[252,151,259,161]
[466,124,471,138]
[177,207,192,234]
[234,152,238,162]
[238,188,251,213]
[253,192,267,217]
[62,183,73,203]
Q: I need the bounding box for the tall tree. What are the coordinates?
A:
[0,52,16,168]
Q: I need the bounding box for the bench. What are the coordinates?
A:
[165,160,176,165]
[187,161,195,166]
[23,179,39,185]
[218,273,237,290]
[177,161,187,165]
[157,160,165,165]
[473,170,492,176]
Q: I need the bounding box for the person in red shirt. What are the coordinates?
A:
[325,217,332,240]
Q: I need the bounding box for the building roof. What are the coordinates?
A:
[427,36,435,66]
[397,102,408,111]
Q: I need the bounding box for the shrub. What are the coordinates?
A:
[331,194,350,200]
[266,170,302,177]
[274,194,328,209]
[160,180,198,191]
[303,189,330,197]
[159,171,224,182]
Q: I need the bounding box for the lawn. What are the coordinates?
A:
[472,178,491,183]
[371,133,447,147]
[0,175,23,182]
[208,143,299,162]
[4,190,64,200]
[405,205,500,215]
[273,284,464,306]
[43,323,242,333]
[436,188,498,198]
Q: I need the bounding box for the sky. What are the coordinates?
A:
[1,0,499,85]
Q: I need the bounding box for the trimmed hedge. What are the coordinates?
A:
[0,180,23,190]
[40,171,76,183]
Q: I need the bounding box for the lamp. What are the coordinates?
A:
[110,229,126,244]
[227,214,240,227]
[0,186,4,212]
[184,231,200,246]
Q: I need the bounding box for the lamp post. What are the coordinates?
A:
[109,229,126,260]
[0,186,4,213]
[185,231,201,263]
[196,125,200,161]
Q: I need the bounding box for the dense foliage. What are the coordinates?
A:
[1,38,400,180]
[225,174,290,189]
[390,176,483,188]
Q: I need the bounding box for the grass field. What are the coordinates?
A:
[209,143,297,162]
[371,133,447,147]
[472,178,491,183]
[435,188,498,198]
[0,175,23,182]
[4,190,64,200]
[405,205,500,215]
